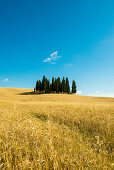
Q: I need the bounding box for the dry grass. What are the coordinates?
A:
[0,88,114,169]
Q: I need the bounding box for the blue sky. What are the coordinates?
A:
[0,0,114,97]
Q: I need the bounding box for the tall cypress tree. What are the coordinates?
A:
[62,77,66,93]
[72,80,76,93]
[44,78,47,93]
[57,77,61,93]
[45,79,50,93]
[49,83,52,92]
[54,78,57,92]
[38,80,42,91]
[36,80,39,91]
[42,76,46,92]
[65,77,70,93]
[52,77,55,92]
[59,79,62,93]
[56,78,60,93]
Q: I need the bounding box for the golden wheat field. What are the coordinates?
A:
[0,88,114,169]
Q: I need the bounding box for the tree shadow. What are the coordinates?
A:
[19,92,43,95]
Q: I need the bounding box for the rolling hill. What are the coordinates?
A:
[0,88,113,169]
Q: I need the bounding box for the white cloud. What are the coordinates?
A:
[43,57,52,62]
[77,90,82,95]
[64,64,73,66]
[101,93,114,97]
[95,91,100,94]
[43,51,61,63]
[88,91,114,97]
[0,78,13,83]
[98,93,114,97]
[3,78,9,83]
[50,51,58,57]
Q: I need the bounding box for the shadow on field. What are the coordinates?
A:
[19,92,43,95]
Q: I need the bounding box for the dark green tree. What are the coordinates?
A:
[54,78,57,92]
[38,80,42,91]
[36,80,39,91]
[42,76,46,92]
[57,77,61,93]
[56,78,59,93]
[45,79,50,93]
[49,83,52,92]
[59,79,62,93]
[65,77,70,93]
[72,80,76,93]
[62,77,66,93]
[52,77,55,92]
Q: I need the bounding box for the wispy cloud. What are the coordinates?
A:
[95,91,100,94]
[1,78,13,83]
[43,51,61,64]
[88,91,114,97]
[64,64,73,66]
[2,78,9,83]
[77,90,82,95]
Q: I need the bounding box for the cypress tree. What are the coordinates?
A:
[59,79,62,93]
[38,80,42,91]
[72,80,76,93]
[57,77,61,93]
[65,77,70,93]
[36,80,39,91]
[52,77,55,92]
[62,77,66,93]
[34,88,35,92]
[44,78,47,93]
[49,83,52,92]
[54,78,57,92]
[42,76,46,92]
[46,79,50,93]
[56,78,59,93]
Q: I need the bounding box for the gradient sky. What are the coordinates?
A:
[0,0,114,97]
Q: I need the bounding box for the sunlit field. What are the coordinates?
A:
[0,88,114,169]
